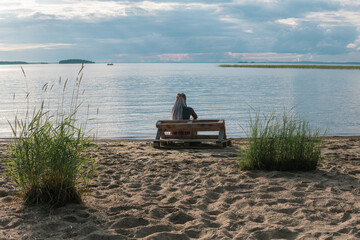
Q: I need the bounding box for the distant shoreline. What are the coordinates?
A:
[219,64,360,70]
[0,61,48,65]
[59,59,94,64]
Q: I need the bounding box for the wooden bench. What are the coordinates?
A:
[153,119,231,148]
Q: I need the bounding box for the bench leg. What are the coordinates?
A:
[154,128,162,148]
[153,141,160,148]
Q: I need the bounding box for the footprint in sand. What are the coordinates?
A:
[111,217,149,229]
[108,183,120,189]
[93,191,108,199]
[63,216,82,223]
[265,186,286,192]
[0,190,8,197]
[44,222,64,232]
[258,194,273,199]
[168,210,194,224]
[246,215,264,223]
[145,232,190,240]
[128,182,142,189]
[274,207,298,215]
[78,225,97,236]
[162,194,179,204]
[2,218,22,229]
[336,226,359,235]
[180,196,198,205]
[204,191,220,201]
[82,232,124,240]
[201,218,221,228]
[104,169,115,174]
[1,196,13,203]
[147,185,162,191]
[101,181,111,187]
[185,228,201,238]
[339,212,352,222]
[77,211,90,219]
[149,206,176,219]
[135,225,174,238]
[248,227,298,239]
[0,218,12,228]
[224,196,243,204]
[109,205,141,213]
[291,191,305,197]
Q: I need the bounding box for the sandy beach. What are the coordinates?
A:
[0,137,359,239]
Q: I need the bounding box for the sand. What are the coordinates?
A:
[0,137,359,239]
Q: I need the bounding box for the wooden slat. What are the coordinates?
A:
[157,119,222,124]
[158,123,224,131]
[192,119,223,123]
[156,139,230,143]
[162,135,218,139]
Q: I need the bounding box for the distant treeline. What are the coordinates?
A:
[220,64,360,70]
[0,59,94,65]
[0,61,29,65]
[59,59,95,64]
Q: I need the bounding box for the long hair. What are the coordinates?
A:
[171,93,187,120]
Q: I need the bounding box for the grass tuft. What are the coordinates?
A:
[3,65,97,206]
[238,108,324,171]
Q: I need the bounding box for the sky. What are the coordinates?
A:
[1,0,360,63]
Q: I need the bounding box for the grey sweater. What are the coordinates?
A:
[183,106,198,120]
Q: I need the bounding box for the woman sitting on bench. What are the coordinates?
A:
[171,93,198,135]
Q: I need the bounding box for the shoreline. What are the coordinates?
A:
[0,137,359,239]
[1,135,360,142]
[220,64,360,70]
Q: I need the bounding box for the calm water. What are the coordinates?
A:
[1,63,360,139]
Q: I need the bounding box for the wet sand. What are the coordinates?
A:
[0,137,359,239]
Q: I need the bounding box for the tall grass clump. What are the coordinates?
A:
[238,108,324,171]
[3,65,97,206]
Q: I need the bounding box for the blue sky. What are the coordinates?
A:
[1,0,360,63]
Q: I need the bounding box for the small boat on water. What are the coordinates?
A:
[107,63,114,66]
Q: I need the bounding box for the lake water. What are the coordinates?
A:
[1,63,360,139]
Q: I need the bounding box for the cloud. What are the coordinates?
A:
[347,43,356,48]
[141,53,206,62]
[115,53,129,57]
[0,0,175,21]
[0,0,220,21]
[1,0,360,62]
[226,52,308,61]
[232,0,279,5]
[346,37,360,50]
[226,52,242,58]
[157,53,190,62]
[304,10,360,28]
[0,43,74,51]
[276,18,298,27]
[327,0,360,7]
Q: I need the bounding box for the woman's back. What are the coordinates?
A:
[171,93,197,120]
